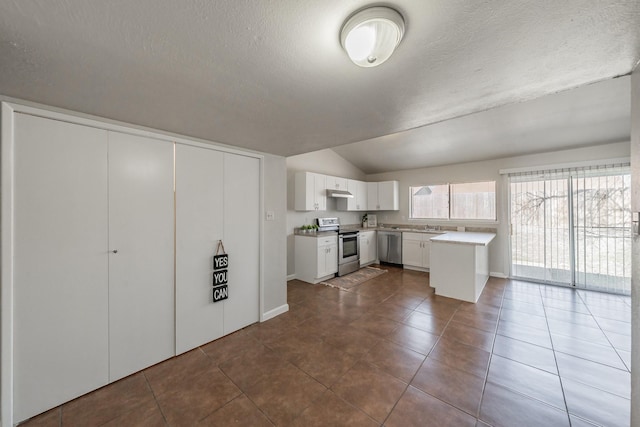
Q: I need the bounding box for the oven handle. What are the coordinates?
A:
[339,231,360,238]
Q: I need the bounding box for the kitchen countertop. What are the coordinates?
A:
[341,225,446,234]
[294,230,338,237]
[430,231,496,246]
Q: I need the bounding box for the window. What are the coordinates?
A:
[450,181,496,220]
[410,185,448,219]
[410,181,496,220]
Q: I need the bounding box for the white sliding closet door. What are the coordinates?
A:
[13,114,110,422]
[108,132,175,381]
[223,153,260,333]
[175,144,225,354]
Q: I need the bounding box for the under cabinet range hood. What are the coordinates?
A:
[327,189,354,198]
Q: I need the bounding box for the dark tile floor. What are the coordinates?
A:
[22,266,631,426]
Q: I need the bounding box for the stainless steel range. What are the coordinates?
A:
[316,217,360,277]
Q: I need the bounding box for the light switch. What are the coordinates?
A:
[266,211,275,221]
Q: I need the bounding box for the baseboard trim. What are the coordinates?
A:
[490,272,508,278]
[262,304,289,321]
[403,265,429,273]
[286,274,296,281]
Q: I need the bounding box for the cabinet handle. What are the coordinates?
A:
[112,249,118,254]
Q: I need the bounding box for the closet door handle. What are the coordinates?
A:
[112,249,118,254]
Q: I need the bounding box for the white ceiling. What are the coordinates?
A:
[333,76,631,173]
[0,1,639,166]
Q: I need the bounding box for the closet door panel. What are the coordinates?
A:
[13,114,109,422]
[175,144,225,354]
[223,154,260,333]
[108,132,175,381]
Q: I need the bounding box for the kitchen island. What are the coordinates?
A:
[429,232,496,303]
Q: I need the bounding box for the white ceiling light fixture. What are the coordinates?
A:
[340,6,405,67]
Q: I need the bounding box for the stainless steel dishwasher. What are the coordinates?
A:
[377,231,402,265]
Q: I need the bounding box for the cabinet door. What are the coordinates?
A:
[345,179,358,210]
[317,245,327,277]
[314,173,327,210]
[327,176,347,191]
[325,244,339,274]
[108,132,175,381]
[367,182,379,210]
[294,172,314,211]
[175,145,224,354]
[378,181,399,210]
[13,114,109,422]
[369,232,377,263]
[423,238,432,268]
[223,153,260,334]
[402,238,423,267]
[360,232,376,265]
[356,180,368,211]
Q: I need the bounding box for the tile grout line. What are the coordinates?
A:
[575,290,630,373]
[141,371,171,427]
[539,286,573,426]
[476,280,507,427]
[379,283,483,425]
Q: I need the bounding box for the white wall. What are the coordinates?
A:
[263,154,288,313]
[286,149,366,277]
[366,141,631,276]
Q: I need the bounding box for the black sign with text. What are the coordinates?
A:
[213,284,229,302]
[213,254,229,270]
[213,269,228,286]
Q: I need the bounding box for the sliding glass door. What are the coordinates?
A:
[509,164,631,295]
[510,176,571,285]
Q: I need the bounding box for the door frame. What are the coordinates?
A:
[1,100,265,427]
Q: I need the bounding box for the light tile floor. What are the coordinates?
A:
[21,266,631,426]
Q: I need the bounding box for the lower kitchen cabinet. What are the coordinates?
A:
[359,230,377,266]
[402,232,438,271]
[295,234,338,283]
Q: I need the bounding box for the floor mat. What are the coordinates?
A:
[320,266,387,290]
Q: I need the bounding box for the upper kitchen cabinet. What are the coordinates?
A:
[337,179,367,211]
[326,175,348,191]
[295,171,327,211]
[367,181,399,211]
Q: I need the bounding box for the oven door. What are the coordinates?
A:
[339,232,360,265]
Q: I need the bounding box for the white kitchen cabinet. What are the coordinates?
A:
[107,132,175,382]
[295,234,338,283]
[402,232,437,270]
[367,181,399,210]
[326,175,348,191]
[338,179,368,211]
[295,171,327,211]
[359,230,377,266]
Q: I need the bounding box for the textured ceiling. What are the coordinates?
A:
[0,1,639,161]
[333,76,631,173]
